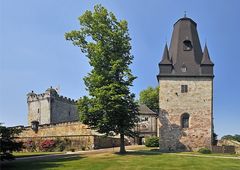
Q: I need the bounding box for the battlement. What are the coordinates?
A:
[27,87,78,125]
[27,87,77,104]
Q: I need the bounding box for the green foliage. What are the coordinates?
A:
[65,5,138,153]
[139,86,159,113]
[54,138,71,152]
[145,136,159,147]
[198,148,212,154]
[0,124,23,160]
[23,138,71,152]
[222,134,240,142]
[24,140,37,152]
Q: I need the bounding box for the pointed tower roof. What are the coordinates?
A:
[160,43,172,65]
[158,17,214,78]
[201,45,214,65]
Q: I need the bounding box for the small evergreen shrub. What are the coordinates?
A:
[145,137,159,147]
[81,146,86,151]
[198,148,212,154]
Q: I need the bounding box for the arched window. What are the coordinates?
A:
[181,113,190,128]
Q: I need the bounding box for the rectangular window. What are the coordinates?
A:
[181,85,188,93]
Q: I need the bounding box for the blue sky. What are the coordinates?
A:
[0,0,239,138]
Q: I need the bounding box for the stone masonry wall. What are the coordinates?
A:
[27,89,78,125]
[16,122,126,151]
[18,122,93,138]
[28,98,50,125]
[159,77,213,151]
[17,122,95,150]
[51,99,78,124]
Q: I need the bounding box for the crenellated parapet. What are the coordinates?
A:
[27,86,78,125]
[27,87,77,104]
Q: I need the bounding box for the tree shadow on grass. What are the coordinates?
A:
[1,154,85,170]
[114,149,162,156]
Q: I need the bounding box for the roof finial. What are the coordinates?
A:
[184,11,187,18]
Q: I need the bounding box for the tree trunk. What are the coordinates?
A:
[119,133,126,154]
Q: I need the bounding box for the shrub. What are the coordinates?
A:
[145,137,159,147]
[0,124,23,160]
[53,138,70,152]
[81,146,86,151]
[24,140,37,152]
[40,139,55,152]
[198,148,211,154]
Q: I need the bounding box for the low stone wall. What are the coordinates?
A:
[17,121,93,137]
[212,146,236,154]
[93,136,130,149]
[217,139,240,154]
[15,122,126,151]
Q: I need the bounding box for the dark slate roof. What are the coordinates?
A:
[138,104,157,115]
[158,17,214,78]
[201,45,214,65]
[160,43,172,65]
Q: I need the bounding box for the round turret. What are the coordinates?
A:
[27,90,36,97]
[45,86,58,96]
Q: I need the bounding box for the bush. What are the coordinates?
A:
[145,137,159,147]
[24,140,37,152]
[0,124,23,160]
[53,138,70,152]
[198,148,211,154]
[40,139,55,152]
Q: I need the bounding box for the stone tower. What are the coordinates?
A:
[157,17,214,151]
[27,87,79,125]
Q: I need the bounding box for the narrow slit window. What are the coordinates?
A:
[181,113,190,128]
[181,85,188,93]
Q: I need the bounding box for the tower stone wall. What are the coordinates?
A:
[157,17,214,151]
[27,88,78,125]
[159,77,213,151]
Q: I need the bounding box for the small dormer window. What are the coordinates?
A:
[183,40,192,51]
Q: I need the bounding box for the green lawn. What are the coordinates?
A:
[13,152,62,158]
[2,150,240,170]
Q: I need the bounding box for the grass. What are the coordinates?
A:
[2,148,240,170]
[13,152,62,158]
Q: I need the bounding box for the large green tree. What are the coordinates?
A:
[139,86,159,113]
[0,124,23,160]
[65,5,138,153]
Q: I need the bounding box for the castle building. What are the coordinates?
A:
[21,88,158,150]
[27,87,78,125]
[135,104,158,144]
[157,16,214,151]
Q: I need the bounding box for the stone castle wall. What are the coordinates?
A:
[51,99,78,124]
[16,122,127,151]
[27,88,78,125]
[18,122,92,138]
[159,77,213,151]
[28,98,50,125]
